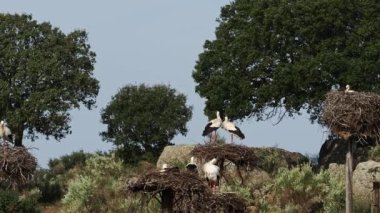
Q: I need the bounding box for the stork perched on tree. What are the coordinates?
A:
[185,156,198,174]
[202,111,222,143]
[0,121,12,144]
[345,84,355,93]
[202,158,220,194]
[222,116,245,143]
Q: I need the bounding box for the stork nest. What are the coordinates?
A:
[320,91,380,140]
[191,143,258,168]
[0,144,37,189]
[127,170,246,212]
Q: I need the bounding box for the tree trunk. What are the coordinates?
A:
[372,182,380,213]
[346,140,353,213]
[14,124,23,147]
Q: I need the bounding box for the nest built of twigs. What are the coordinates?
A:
[127,170,246,212]
[0,144,37,188]
[321,91,380,140]
[191,143,258,169]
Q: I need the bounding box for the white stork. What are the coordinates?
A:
[202,158,220,193]
[222,116,245,143]
[160,163,179,173]
[160,163,169,172]
[345,84,355,93]
[185,156,198,174]
[0,121,12,144]
[202,111,222,143]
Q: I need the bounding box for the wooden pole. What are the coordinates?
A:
[372,182,380,213]
[346,139,353,213]
[161,189,174,213]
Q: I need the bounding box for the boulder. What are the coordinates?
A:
[156,144,196,169]
[222,160,271,188]
[157,144,308,188]
[353,160,380,201]
[318,137,376,169]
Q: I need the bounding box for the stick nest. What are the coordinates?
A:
[0,145,37,188]
[320,91,380,140]
[191,143,258,168]
[127,170,246,212]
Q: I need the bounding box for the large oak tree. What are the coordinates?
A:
[100,84,192,163]
[0,14,99,146]
[193,0,380,121]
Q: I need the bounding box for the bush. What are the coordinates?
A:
[62,175,95,212]
[0,190,40,213]
[33,169,63,203]
[368,145,380,161]
[61,154,129,212]
[220,183,252,201]
[48,150,92,172]
[272,163,344,212]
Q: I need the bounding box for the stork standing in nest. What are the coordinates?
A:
[0,121,12,144]
[203,158,220,194]
[202,111,222,143]
[222,116,245,143]
[345,84,355,93]
[185,156,198,174]
[160,163,179,173]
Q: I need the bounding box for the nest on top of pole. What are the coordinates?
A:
[320,91,380,141]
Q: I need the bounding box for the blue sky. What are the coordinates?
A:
[1,1,328,168]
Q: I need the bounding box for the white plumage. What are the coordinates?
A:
[202,111,222,141]
[0,121,12,143]
[186,156,198,173]
[222,116,245,143]
[202,158,220,193]
[160,163,169,172]
[345,84,355,93]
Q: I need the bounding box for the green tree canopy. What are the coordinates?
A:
[0,14,99,146]
[100,84,193,163]
[193,0,380,121]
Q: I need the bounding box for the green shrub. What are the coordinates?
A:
[220,183,252,201]
[0,190,40,213]
[272,163,344,212]
[368,145,380,161]
[48,150,92,172]
[62,175,95,212]
[61,154,130,212]
[34,169,63,203]
[83,153,124,177]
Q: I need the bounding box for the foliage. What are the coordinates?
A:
[271,163,344,212]
[0,13,99,146]
[193,0,380,122]
[48,150,92,173]
[0,189,40,213]
[62,175,95,212]
[353,199,371,213]
[100,84,192,163]
[258,148,282,174]
[220,182,252,201]
[33,169,63,203]
[121,194,161,213]
[368,145,380,161]
[82,153,124,177]
[61,154,131,212]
